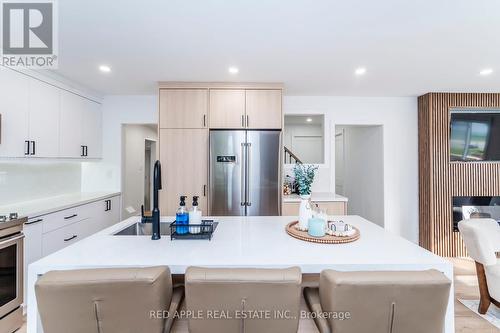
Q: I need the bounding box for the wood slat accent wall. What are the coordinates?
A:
[418,93,500,257]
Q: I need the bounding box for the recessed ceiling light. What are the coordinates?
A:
[354,67,367,76]
[479,68,493,76]
[99,65,111,73]
[228,66,239,74]
[306,118,313,122]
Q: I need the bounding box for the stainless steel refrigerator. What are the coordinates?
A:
[209,130,281,216]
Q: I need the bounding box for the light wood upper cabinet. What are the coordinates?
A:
[159,89,208,129]
[209,89,246,129]
[245,89,282,129]
[159,129,208,215]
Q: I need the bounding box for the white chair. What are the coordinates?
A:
[458,218,500,314]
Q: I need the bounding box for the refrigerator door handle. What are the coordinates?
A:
[240,142,246,206]
[246,143,252,206]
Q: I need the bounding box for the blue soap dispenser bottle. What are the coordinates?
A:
[176,196,189,234]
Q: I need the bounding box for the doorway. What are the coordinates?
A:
[335,125,384,227]
[121,124,158,219]
[144,139,156,211]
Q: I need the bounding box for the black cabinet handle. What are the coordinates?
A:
[81,145,85,157]
[64,214,78,220]
[25,140,30,155]
[241,115,245,127]
[26,218,43,225]
[84,146,88,157]
[203,114,207,127]
[30,141,35,155]
[105,199,111,211]
[203,185,206,197]
[108,199,111,211]
[64,235,77,242]
[247,115,249,128]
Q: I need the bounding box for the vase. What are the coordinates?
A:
[298,194,312,230]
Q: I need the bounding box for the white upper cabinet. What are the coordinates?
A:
[0,68,29,157]
[60,91,102,159]
[0,68,103,159]
[82,99,102,159]
[59,91,84,158]
[28,79,60,157]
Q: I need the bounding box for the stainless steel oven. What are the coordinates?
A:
[0,216,25,333]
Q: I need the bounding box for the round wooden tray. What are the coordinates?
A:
[286,221,360,244]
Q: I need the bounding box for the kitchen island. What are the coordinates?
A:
[27,215,454,333]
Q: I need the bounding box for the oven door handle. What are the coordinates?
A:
[0,233,25,246]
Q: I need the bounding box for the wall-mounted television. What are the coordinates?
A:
[450,109,500,162]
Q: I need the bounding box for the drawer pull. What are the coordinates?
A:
[64,214,78,220]
[26,218,43,225]
[64,235,77,242]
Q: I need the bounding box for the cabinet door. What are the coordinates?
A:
[245,90,282,129]
[59,91,84,158]
[0,68,29,157]
[82,99,102,158]
[159,129,208,215]
[159,89,208,129]
[282,202,300,216]
[209,89,245,129]
[312,201,347,215]
[23,217,43,305]
[28,79,60,157]
[97,196,121,228]
[42,219,94,256]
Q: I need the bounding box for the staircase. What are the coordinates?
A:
[284,146,303,164]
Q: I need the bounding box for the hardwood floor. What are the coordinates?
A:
[16,258,499,332]
[452,258,499,333]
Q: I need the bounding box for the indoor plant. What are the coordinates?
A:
[293,164,318,230]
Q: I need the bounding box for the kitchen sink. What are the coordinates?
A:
[113,222,172,236]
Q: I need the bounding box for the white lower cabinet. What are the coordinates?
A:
[23,217,43,308]
[42,218,99,256]
[23,194,121,307]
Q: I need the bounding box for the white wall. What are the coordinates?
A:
[81,95,157,192]
[0,161,81,205]
[121,124,158,218]
[337,125,385,227]
[87,94,418,243]
[284,96,418,243]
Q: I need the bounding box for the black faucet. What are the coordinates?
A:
[152,160,162,240]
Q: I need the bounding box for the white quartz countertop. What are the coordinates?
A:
[0,191,121,218]
[283,192,348,203]
[30,215,448,274]
[27,215,454,333]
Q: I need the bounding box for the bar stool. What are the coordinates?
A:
[185,266,302,333]
[35,266,184,333]
[304,269,451,333]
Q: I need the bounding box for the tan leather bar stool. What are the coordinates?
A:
[35,266,184,333]
[304,269,451,333]
[185,266,302,333]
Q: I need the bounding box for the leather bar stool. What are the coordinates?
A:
[185,266,302,333]
[304,269,451,333]
[35,266,183,333]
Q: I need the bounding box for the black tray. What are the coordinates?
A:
[170,220,218,240]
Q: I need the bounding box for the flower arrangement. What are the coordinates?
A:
[293,164,318,196]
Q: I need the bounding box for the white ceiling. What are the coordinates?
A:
[53,0,500,96]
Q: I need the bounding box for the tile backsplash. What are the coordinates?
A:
[0,162,82,205]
